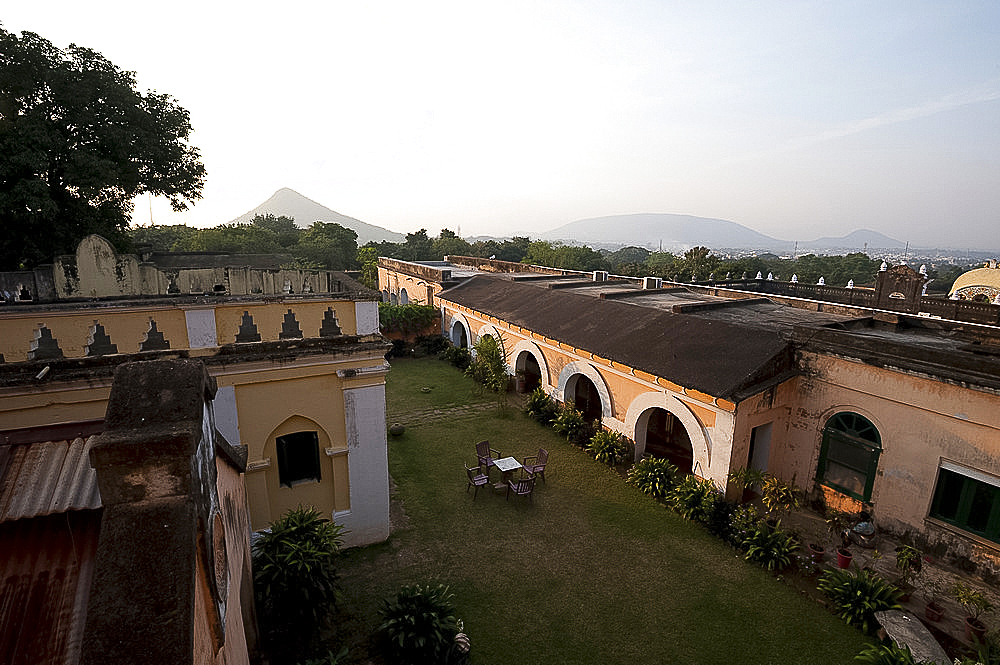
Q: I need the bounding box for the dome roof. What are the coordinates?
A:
[949,262,1000,301]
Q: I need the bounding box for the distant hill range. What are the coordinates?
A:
[539,213,907,253]
[230,188,404,244]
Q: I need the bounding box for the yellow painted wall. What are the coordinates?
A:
[228,368,351,530]
[0,307,190,362]
[378,268,439,305]
[213,300,357,344]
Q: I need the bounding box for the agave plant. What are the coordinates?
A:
[817,567,902,634]
[587,430,631,466]
[626,458,678,499]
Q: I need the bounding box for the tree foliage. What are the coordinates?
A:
[0,27,205,268]
[296,221,359,269]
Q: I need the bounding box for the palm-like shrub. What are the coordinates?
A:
[252,507,345,658]
[552,402,588,444]
[626,457,678,499]
[587,430,630,466]
[741,521,798,572]
[818,567,902,634]
[668,475,721,523]
[525,386,558,424]
[378,583,462,665]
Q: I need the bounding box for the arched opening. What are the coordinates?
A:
[399,288,410,304]
[818,411,882,502]
[450,320,469,348]
[390,292,399,305]
[381,289,389,302]
[567,374,602,422]
[641,407,693,474]
[514,350,542,393]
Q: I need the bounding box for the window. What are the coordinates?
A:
[276,431,322,487]
[930,463,1000,543]
[817,412,881,502]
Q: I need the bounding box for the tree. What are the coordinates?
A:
[402,228,434,261]
[250,213,300,248]
[173,223,283,254]
[0,27,206,269]
[357,246,378,288]
[294,221,359,269]
[432,228,472,259]
[129,224,198,252]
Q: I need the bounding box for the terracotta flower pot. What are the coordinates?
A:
[808,543,825,564]
[836,547,853,569]
[966,617,988,643]
[924,601,944,623]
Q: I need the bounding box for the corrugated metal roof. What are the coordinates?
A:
[0,437,102,523]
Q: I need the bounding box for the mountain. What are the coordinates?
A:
[798,229,906,251]
[537,213,907,254]
[230,188,404,244]
[538,213,790,252]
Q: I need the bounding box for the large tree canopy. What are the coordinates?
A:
[0,27,206,269]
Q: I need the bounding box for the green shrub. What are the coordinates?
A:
[378,583,462,665]
[552,402,588,444]
[817,568,902,634]
[296,647,350,665]
[705,499,738,541]
[742,521,799,572]
[626,457,677,499]
[379,303,438,335]
[439,345,471,370]
[416,334,450,356]
[728,503,763,547]
[668,475,721,523]
[587,430,631,466]
[525,386,558,424]
[853,642,918,665]
[252,507,345,659]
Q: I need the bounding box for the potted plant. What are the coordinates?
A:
[808,542,826,564]
[893,544,922,602]
[761,474,801,520]
[923,579,945,623]
[954,581,994,643]
[728,467,767,503]
[825,509,853,568]
[836,546,854,569]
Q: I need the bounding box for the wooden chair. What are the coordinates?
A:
[465,463,490,500]
[506,472,536,504]
[476,440,500,477]
[522,448,548,483]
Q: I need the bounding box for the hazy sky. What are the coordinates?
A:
[4,1,999,248]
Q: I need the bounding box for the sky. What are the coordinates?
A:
[4,1,999,248]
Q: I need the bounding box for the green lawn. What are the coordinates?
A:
[336,357,866,663]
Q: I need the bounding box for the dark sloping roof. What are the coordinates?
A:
[441,276,793,400]
[0,437,102,522]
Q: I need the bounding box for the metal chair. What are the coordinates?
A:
[522,448,548,483]
[465,463,490,500]
[506,472,536,504]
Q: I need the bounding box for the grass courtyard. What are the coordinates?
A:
[335,357,867,663]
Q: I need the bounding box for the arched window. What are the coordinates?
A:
[817,412,881,502]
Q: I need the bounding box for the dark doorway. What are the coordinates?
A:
[643,408,693,474]
[572,375,602,422]
[519,353,542,393]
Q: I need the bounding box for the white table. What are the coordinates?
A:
[492,456,523,489]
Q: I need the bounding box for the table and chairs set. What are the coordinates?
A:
[465,441,548,503]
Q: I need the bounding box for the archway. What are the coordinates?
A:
[450,319,469,348]
[399,288,410,304]
[639,407,693,474]
[567,374,602,422]
[514,350,542,393]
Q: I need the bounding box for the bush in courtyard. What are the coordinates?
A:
[378,583,467,665]
[728,503,763,547]
[253,507,345,661]
[704,499,738,541]
[741,521,799,572]
[525,386,558,424]
[416,334,450,356]
[379,303,438,336]
[626,457,678,499]
[552,401,588,444]
[439,345,471,370]
[668,475,722,524]
[466,335,508,395]
[853,642,919,665]
[587,430,631,466]
[817,567,902,634]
